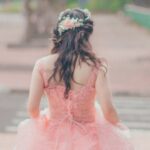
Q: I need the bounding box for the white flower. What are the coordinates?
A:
[57,8,91,35]
[83,9,91,20]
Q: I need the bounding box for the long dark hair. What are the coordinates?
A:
[48,8,102,98]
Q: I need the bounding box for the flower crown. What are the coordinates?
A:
[57,8,91,36]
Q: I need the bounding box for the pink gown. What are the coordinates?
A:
[14,60,135,150]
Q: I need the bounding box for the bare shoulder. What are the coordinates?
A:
[97,57,109,77]
[35,54,58,71]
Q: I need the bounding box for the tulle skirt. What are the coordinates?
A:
[13,107,135,150]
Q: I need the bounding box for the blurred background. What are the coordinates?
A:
[0,0,150,149]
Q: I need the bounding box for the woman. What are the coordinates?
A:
[14,8,135,150]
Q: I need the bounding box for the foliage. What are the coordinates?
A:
[68,0,133,12]
[67,0,79,8]
[0,0,133,13]
[0,0,22,13]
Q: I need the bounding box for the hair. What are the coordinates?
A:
[48,8,102,99]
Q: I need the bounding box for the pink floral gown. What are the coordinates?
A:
[13,60,135,150]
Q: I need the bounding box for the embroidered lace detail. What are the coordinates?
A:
[37,60,99,124]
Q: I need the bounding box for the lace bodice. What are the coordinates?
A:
[36,59,107,125]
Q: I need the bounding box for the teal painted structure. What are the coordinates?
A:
[124,5,150,29]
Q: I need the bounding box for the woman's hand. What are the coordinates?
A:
[114,121,129,130]
[103,108,121,125]
[114,121,131,138]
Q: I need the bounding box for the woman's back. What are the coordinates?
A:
[37,54,101,123]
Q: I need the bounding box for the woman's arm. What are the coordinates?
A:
[27,60,44,119]
[96,58,121,125]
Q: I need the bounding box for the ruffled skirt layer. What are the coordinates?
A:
[13,108,135,150]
